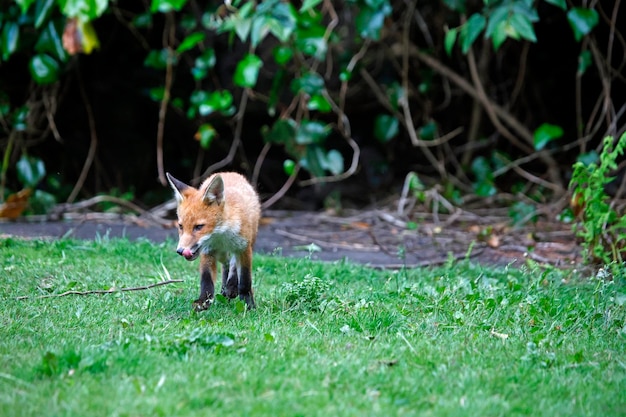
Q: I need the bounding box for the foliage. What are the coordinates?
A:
[570,132,626,267]
[0,237,625,415]
[0,0,622,216]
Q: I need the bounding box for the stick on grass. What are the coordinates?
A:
[16,279,184,300]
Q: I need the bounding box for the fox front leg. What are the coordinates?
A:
[221,257,239,299]
[194,254,217,311]
[237,247,256,309]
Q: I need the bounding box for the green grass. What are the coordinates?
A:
[1,237,625,416]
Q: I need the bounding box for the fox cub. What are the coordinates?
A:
[166,172,261,311]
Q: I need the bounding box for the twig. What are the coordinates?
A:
[200,89,249,180]
[261,164,301,210]
[67,61,98,203]
[16,279,183,300]
[54,194,173,227]
[156,12,176,186]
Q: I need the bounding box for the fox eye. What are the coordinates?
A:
[193,224,204,232]
[177,223,183,230]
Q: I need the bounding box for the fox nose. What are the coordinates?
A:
[176,248,184,256]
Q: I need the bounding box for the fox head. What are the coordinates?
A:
[166,172,225,261]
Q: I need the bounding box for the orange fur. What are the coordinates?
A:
[166,172,261,310]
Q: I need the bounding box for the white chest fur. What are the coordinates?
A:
[199,221,248,259]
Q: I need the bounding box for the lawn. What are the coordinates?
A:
[0,237,625,416]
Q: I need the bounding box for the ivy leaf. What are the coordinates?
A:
[234,53,263,88]
[443,0,466,12]
[291,72,325,96]
[59,0,109,20]
[283,159,296,176]
[195,124,217,150]
[15,0,37,14]
[36,21,68,62]
[176,32,205,54]
[273,46,293,65]
[307,95,331,113]
[29,54,59,85]
[444,28,458,56]
[300,0,322,12]
[374,114,399,143]
[296,120,331,145]
[144,49,170,70]
[295,26,327,60]
[16,155,46,187]
[263,119,297,145]
[323,150,344,175]
[1,22,20,61]
[544,0,566,10]
[150,0,187,13]
[533,123,563,151]
[355,1,392,40]
[577,50,592,76]
[509,13,537,43]
[461,13,486,54]
[567,7,599,42]
[35,0,57,28]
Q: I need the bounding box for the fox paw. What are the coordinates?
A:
[192,298,213,312]
[221,287,238,299]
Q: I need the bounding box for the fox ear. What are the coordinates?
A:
[166,172,189,203]
[203,175,224,205]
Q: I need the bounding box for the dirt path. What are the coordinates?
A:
[0,209,581,269]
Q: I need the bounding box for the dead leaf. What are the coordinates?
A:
[0,189,32,219]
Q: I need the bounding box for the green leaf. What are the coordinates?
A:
[374,114,399,143]
[283,159,296,176]
[533,123,563,151]
[490,20,508,50]
[176,32,205,54]
[296,120,331,145]
[544,0,566,10]
[263,119,297,145]
[355,2,392,40]
[143,49,171,70]
[29,54,59,85]
[471,156,493,181]
[196,124,217,150]
[16,0,37,13]
[418,121,437,141]
[195,48,215,69]
[59,0,109,20]
[444,28,458,56]
[461,13,486,54]
[576,150,598,166]
[192,48,215,80]
[295,26,327,60]
[234,53,263,88]
[1,22,20,61]
[509,13,536,42]
[273,46,293,65]
[577,50,592,75]
[150,0,187,13]
[195,90,234,117]
[323,149,343,175]
[307,95,331,113]
[34,0,56,28]
[132,12,152,29]
[16,155,46,187]
[35,21,68,62]
[567,8,599,42]
[443,0,465,12]
[266,2,297,42]
[291,72,325,96]
[300,0,322,12]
